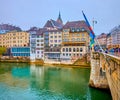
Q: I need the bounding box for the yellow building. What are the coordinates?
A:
[0,31,29,47]
[61,21,90,60]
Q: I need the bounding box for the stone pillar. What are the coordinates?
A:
[89,52,109,89]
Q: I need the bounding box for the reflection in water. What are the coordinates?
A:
[0,63,112,100]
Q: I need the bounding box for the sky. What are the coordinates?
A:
[0,0,120,35]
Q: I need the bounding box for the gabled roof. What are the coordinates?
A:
[43,19,63,29]
[63,20,89,31]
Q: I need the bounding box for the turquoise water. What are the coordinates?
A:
[0,63,112,100]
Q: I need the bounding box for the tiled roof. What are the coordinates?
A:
[44,19,63,29]
[47,29,62,32]
[63,20,89,31]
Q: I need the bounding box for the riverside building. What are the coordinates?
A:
[0,31,29,47]
[44,13,63,60]
[61,21,90,60]
[30,29,45,60]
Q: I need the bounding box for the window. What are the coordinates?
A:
[73,48,75,52]
[66,48,68,52]
[77,48,79,52]
[58,40,61,42]
[81,38,85,41]
[50,40,53,43]
[59,36,61,38]
[80,54,82,56]
[82,33,84,37]
[37,44,39,46]
[55,36,57,38]
[50,36,53,38]
[69,48,71,52]
[81,28,85,31]
[41,40,44,42]
[71,28,75,32]
[54,40,57,42]
[37,35,39,38]
[63,29,68,32]
[76,28,80,32]
[66,53,68,56]
[80,48,83,52]
[63,48,65,52]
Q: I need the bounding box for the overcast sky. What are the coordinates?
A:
[0,0,120,35]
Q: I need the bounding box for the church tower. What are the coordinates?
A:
[57,11,63,24]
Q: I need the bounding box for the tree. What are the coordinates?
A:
[0,47,7,55]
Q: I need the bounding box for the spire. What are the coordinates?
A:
[57,11,63,24]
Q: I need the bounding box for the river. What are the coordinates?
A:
[0,63,112,100]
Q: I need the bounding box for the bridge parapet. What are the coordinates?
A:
[89,52,120,100]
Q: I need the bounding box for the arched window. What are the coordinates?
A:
[80,48,83,52]
[66,48,68,52]
[63,48,65,52]
[69,48,71,52]
[77,48,79,52]
[73,48,76,52]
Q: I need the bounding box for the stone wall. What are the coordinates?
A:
[89,52,120,100]
[89,52,109,89]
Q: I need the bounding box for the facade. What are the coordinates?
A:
[0,31,29,47]
[61,21,90,60]
[106,33,112,49]
[111,25,120,48]
[95,33,107,50]
[11,47,30,57]
[44,30,62,59]
[43,14,63,59]
[110,25,120,56]
[30,30,44,60]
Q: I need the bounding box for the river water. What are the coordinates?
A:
[0,63,112,100]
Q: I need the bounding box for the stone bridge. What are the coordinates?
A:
[89,52,120,100]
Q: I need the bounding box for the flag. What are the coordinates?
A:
[82,11,95,47]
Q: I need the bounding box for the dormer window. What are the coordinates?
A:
[76,28,80,32]
[71,28,75,32]
[81,28,85,31]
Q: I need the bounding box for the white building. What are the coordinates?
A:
[111,25,120,45]
[30,30,44,61]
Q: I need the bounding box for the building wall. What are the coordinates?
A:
[107,35,112,49]
[97,33,107,46]
[0,31,29,47]
[44,30,62,59]
[61,46,86,60]
[30,32,44,60]
[49,31,62,47]
[61,28,89,60]
[111,31,120,45]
